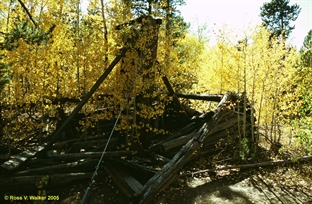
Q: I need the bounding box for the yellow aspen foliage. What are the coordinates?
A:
[0,0,303,148]
[194,25,300,141]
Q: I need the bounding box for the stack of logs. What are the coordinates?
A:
[0,91,256,204]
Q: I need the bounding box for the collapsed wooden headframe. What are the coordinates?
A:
[0,14,257,204]
[132,93,234,203]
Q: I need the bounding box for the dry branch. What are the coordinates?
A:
[17,0,37,27]
[184,155,312,176]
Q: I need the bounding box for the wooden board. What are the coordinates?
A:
[105,162,143,199]
[1,145,45,170]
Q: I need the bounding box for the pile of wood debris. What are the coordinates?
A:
[0,91,256,204]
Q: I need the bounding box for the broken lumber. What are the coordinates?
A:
[161,131,197,153]
[131,92,233,204]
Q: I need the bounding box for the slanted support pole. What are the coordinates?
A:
[162,75,191,120]
[46,47,129,149]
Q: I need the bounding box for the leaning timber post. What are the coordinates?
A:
[136,17,162,149]
[162,75,190,121]
[45,44,131,151]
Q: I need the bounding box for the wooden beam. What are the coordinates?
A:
[14,159,98,175]
[162,75,190,120]
[47,150,132,161]
[1,146,45,170]
[105,162,143,200]
[176,93,223,102]
[46,47,128,148]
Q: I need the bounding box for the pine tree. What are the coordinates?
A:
[260,0,301,41]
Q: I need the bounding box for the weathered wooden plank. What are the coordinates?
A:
[71,138,117,151]
[155,103,250,154]
[1,145,45,170]
[150,153,171,166]
[161,131,196,153]
[47,150,131,161]
[105,162,143,199]
[14,159,98,175]
[114,158,158,176]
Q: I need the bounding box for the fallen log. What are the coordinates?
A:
[154,111,215,145]
[154,109,253,155]
[132,124,213,204]
[150,153,171,166]
[112,158,158,177]
[183,155,312,176]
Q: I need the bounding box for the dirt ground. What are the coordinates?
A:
[2,163,311,204]
[53,164,312,204]
[75,166,312,204]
